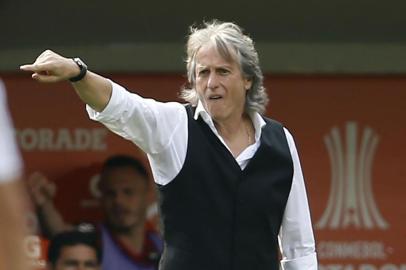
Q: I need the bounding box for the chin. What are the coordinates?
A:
[107,219,135,232]
[206,104,224,115]
[211,113,228,122]
[207,108,224,119]
[109,223,132,233]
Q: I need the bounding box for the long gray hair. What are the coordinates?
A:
[180,20,269,115]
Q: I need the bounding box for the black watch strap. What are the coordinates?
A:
[69,58,88,82]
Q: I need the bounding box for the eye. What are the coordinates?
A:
[217,68,230,75]
[123,188,135,196]
[198,69,209,76]
[84,261,99,268]
[103,189,116,198]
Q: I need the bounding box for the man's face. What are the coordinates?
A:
[195,43,252,122]
[52,244,99,270]
[100,167,148,232]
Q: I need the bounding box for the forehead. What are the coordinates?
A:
[58,244,98,261]
[100,167,146,188]
[195,42,239,68]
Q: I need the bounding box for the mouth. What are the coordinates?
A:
[208,95,223,100]
[112,207,130,216]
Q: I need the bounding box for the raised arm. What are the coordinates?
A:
[20,50,111,112]
[28,172,73,237]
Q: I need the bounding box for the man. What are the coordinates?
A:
[0,79,30,270]
[29,155,163,270]
[21,20,317,269]
[47,228,101,270]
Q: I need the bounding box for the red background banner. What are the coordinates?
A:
[3,74,405,268]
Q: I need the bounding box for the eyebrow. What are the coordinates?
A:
[62,259,80,265]
[62,259,98,266]
[196,64,233,70]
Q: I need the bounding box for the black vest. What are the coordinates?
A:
[158,106,293,270]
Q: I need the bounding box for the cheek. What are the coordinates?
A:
[236,81,248,97]
[102,201,113,210]
[195,76,208,89]
[129,194,144,205]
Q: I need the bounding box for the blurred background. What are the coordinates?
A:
[1,0,405,268]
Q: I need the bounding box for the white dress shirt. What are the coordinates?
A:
[87,80,318,269]
[0,80,22,182]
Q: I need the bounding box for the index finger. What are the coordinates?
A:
[20,64,35,71]
[20,62,51,72]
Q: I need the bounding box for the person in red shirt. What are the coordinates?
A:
[29,155,163,270]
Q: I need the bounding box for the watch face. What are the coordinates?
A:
[74,58,85,69]
[69,58,88,82]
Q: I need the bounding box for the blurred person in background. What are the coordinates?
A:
[47,227,101,270]
[29,155,162,270]
[21,20,317,270]
[0,79,30,270]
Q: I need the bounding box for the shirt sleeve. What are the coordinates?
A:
[86,80,188,185]
[0,80,22,182]
[279,128,318,270]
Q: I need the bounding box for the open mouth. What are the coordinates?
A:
[209,95,222,100]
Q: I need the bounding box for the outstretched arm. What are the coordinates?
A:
[20,49,112,112]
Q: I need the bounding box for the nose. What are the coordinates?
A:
[112,192,126,206]
[207,72,219,89]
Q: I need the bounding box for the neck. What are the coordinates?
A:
[214,112,247,135]
[112,223,146,254]
[214,113,254,157]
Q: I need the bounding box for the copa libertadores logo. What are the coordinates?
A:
[316,122,389,230]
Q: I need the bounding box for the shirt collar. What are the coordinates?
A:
[194,100,210,120]
[193,100,266,142]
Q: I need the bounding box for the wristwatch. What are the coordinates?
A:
[69,58,88,82]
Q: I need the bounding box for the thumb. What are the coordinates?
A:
[48,181,56,198]
[32,73,63,83]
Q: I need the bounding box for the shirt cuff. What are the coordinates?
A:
[0,138,22,182]
[86,80,125,122]
[0,166,21,183]
[280,252,318,270]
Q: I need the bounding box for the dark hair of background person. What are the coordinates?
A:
[47,228,102,265]
[100,155,149,182]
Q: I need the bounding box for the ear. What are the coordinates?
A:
[244,78,253,91]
